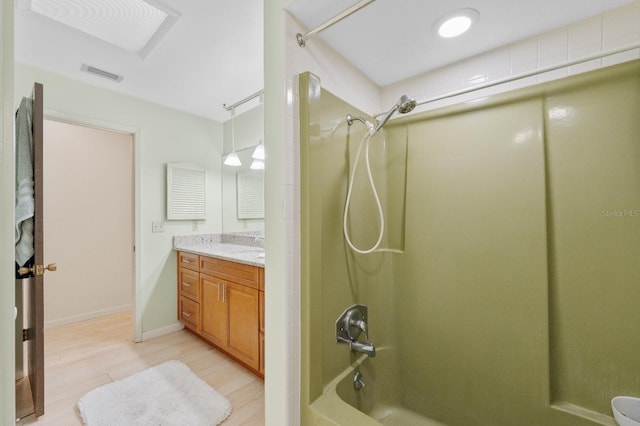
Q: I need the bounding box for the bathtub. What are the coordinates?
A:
[309,348,446,426]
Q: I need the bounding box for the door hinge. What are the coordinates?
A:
[22,328,33,342]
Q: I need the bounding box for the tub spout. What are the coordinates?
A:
[350,340,376,357]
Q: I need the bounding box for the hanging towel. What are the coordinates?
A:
[15,97,35,267]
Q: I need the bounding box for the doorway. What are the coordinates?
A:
[42,119,134,328]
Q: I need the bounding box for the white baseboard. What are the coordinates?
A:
[141,321,184,341]
[44,304,132,329]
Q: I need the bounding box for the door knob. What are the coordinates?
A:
[18,263,57,276]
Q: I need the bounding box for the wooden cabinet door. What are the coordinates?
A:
[259,332,265,375]
[226,281,259,370]
[200,274,227,348]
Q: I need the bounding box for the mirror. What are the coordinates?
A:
[222,145,264,233]
[221,103,264,233]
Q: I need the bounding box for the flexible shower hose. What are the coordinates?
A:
[343,125,386,254]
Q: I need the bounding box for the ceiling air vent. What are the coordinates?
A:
[81,64,124,82]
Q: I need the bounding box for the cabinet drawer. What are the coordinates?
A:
[178,252,199,272]
[179,296,200,332]
[200,256,259,289]
[179,268,200,302]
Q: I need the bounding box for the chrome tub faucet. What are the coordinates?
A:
[336,304,376,357]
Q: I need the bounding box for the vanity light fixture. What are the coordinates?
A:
[435,8,479,38]
[224,108,242,167]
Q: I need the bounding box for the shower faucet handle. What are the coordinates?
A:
[336,304,369,343]
[349,317,368,341]
[336,304,376,358]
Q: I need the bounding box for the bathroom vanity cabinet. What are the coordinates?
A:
[177,251,264,377]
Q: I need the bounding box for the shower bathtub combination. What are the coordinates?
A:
[299,60,640,426]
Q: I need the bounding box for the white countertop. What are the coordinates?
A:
[174,234,265,268]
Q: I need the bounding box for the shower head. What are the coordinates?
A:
[397,95,417,114]
[374,95,417,132]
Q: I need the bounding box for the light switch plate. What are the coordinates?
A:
[152,222,164,233]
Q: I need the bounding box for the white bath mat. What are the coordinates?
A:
[77,360,232,426]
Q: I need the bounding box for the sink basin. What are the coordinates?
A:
[612,396,640,426]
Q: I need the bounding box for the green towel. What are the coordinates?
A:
[15,97,34,267]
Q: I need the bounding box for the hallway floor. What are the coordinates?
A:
[19,311,265,425]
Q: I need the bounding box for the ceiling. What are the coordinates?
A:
[15,0,634,123]
[287,0,634,86]
[15,0,263,123]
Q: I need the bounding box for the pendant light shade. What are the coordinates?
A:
[250,159,264,170]
[224,151,241,166]
[252,142,265,160]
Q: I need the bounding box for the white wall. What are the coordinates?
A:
[222,104,264,154]
[43,120,134,328]
[0,1,15,423]
[14,63,223,338]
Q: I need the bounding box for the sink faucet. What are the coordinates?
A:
[336,304,376,357]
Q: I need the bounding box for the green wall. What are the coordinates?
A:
[301,61,640,425]
[546,65,640,414]
[396,95,550,425]
[300,72,399,409]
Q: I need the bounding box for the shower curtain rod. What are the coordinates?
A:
[296,0,376,47]
[223,89,264,111]
[414,41,640,108]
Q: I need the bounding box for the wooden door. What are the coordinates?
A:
[226,281,259,370]
[31,80,45,419]
[15,83,46,419]
[200,274,227,348]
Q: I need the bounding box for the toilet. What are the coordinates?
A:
[612,396,640,426]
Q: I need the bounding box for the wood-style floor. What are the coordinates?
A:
[20,311,265,425]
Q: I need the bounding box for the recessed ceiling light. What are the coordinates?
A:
[28,0,180,58]
[434,8,479,39]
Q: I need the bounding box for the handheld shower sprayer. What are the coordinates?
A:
[343,94,416,254]
[374,95,417,133]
